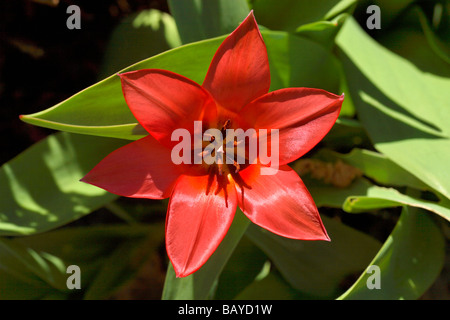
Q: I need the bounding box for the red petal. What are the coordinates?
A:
[202,11,270,114]
[81,135,182,199]
[234,164,329,241]
[119,69,216,148]
[166,173,237,277]
[240,88,343,165]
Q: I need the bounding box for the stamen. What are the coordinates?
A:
[233,161,240,173]
[204,133,215,142]
[222,119,231,131]
[225,152,240,174]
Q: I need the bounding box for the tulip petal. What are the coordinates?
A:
[202,11,270,114]
[166,173,237,277]
[81,135,182,199]
[240,88,343,165]
[119,69,216,148]
[234,164,329,241]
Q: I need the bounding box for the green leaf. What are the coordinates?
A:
[235,271,311,300]
[162,209,250,300]
[0,238,68,298]
[246,216,382,298]
[99,9,182,79]
[343,185,450,221]
[376,7,450,78]
[317,148,429,190]
[251,0,357,32]
[214,235,267,299]
[264,31,341,93]
[414,6,450,64]
[295,13,348,50]
[321,118,370,149]
[371,0,417,28]
[301,175,374,209]
[0,132,127,236]
[338,206,445,300]
[303,164,450,221]
[0,224,154,300]
[168,0,250,44]
[21,30,341,140]
[337,17,450,200]
[83,224,164,300]
[339,17,450,137]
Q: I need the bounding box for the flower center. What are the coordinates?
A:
[200,119,245,176]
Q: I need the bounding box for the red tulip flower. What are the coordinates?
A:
[81,11,344,277]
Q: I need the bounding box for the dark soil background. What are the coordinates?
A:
[0,0,448,300]
[0,0,169,165]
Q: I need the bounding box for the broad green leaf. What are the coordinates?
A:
[321,118,370,149]
[339,206,445,300]
[317,148,429,190]
[336,68,356,117]
[246,216,382,298]
[264,31,341,93]
[371,0,418,28]
[295,13,348,50]
[162,209,250,300]
[303,168,450,222]
[338,17,450,137]
[377,7,450,78]
[414,6,450,64]
[343,185,450,221]
[168,0,249,44]
[337,17,450,200]
[99,9,181,79]
[0,132,127,236]
[379,28,450,78]
[0,278,55,300]
[17,224,153,265]
[251,0,357,32]
[0,224,154,300]
[83,224,164,300]
[21,30,341,140]
[235,271,311,300]
[305,177,374,209]
[214,235,267,300]
[0,238,68,299]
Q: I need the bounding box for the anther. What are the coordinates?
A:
[204,133,215,142]
[221,119,232,136]
[222,119,231,130]
[233,161,240,173]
